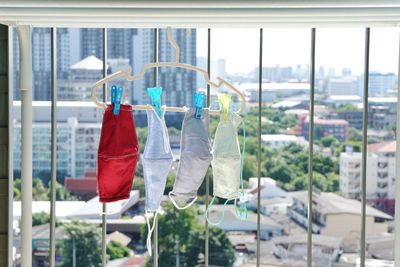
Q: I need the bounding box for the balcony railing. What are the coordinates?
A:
[3,2,400,267]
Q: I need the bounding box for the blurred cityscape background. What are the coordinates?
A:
[10,28,399,267]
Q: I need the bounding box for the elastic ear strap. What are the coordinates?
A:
[234,196,248,221]
[145,210,159,257]
[168,192,197,210]
[161,108,170,154]
[205,197,230,226]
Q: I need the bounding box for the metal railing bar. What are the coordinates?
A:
[360,27,370,267]
[153,27,159,267]
[256,27,263,267]
[49,26,57,267]
[205,27,211,267]
[101,27,108,267]
[307,27,316,267]
[394,28,400,267]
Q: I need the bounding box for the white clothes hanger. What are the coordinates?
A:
[91,27,246,115]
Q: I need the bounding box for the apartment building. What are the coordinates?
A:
[300,115,349,141]
[287,191,392,248]
[13,117,101,178]
[273,234,342,267]
[340,141,396,214]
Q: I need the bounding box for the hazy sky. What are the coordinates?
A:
[197,28,400,76]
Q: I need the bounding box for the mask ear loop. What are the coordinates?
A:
[234,113,248,221]
[168,192,198,210]
[205,196,235,226]
[144,209,160,256]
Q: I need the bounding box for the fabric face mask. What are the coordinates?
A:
[142,105,173,256]
[206,95,247,225]
[169,108,212,209]
[97,104,139,203]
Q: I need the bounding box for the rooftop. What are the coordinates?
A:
[271,100,302,109]
[328,95,361,101]
[240,82,310,91]
[71,55,105,70]
[368,141,396,153]
[261,134,301,142]
[304,116,349,126]
[13,201,86,218]
[69,190,140,219]
[273,234,343,249]
[13,100,97,107]
[199,205,283,232]
[290,191,392,219]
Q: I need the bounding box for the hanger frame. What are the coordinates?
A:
[91,27,246,115]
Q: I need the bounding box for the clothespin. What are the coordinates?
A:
[218,94,232,122]
[111,85,117,105]
[113,86,123,115]
[148,87,163,118]
[193,91,206,119]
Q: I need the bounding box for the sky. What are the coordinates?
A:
[197,28,400,76]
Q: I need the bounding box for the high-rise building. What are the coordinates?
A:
[13,28,70,100]
[340,141,396,214]
[326,76,361,97]
[368,72,397,96]
[80,28,138,63]
[132,29,197,126]
[80,28,103,60]
[13,101,103,178]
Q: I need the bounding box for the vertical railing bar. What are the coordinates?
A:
[360,27,370,267]
[307,27,316,267]
[394,28,400,267]
[101,27,107,267]
[256,27,263,267]
[49,26,57,267]
[16,25,33,267]
[205,27,211,267]
[153,27,159,267]
[7,26,14,267]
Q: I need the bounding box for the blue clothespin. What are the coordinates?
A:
[111,85,117,105]
[193,92,206,119]
[148,87,163,118]
[113,86,123,115]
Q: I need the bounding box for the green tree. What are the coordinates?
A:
[62,221,102,267]
[141,204,235,267]
[32,212,50,226]
[47,181,77,201]
[33,178,48,200]
[319,135,339,148]
[347,127,362,142]
[188,226,236,267]
[242,154,257,180]
[267,164,294,184]
[106,240,131,260]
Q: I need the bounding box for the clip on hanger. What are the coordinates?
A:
[218,94,232,121]
[112,86,123,115]
[148,87,163,118]
[193,91,206,119]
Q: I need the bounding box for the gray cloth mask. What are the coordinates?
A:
[143,106,173,256]
[143,106,173,212]
[169,108,212,209]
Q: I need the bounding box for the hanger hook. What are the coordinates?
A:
[166,26,180,63]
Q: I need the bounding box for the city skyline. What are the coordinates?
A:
[197,28,399,75]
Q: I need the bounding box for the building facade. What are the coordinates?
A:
[13,117,101,179]
[300,115,349,141]
[340,141,396,214]
[288,191,392,252]
[13,28,71,100]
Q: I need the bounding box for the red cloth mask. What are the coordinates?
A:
[97,104,139,202]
